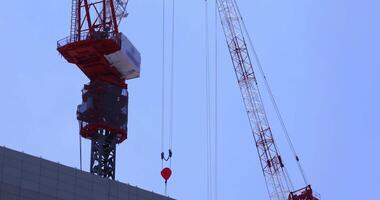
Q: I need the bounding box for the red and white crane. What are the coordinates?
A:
[216,0,319,199]
[57,0,140,180]
[57,1,319,198]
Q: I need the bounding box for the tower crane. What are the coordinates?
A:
[57,0,141,180]
[216,1,319,199]
[55,1,318,198]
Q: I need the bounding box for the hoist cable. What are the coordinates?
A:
[168,0,176,168]
[232,0,309,185]
[284,165,295,191]
[160,1,175,193]
[161,0,167,167]
[205,1,213,200]
[213,0,219,199]
[79,135,83,170]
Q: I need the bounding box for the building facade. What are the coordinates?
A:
[0,147,174,200]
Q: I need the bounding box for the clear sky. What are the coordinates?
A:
[0,0,379,199]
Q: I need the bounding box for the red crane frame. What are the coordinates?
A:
[216,1,319,199]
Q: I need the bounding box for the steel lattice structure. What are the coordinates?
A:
[90,129,118,179]
[58,0,140,180]
[216,1,318,200]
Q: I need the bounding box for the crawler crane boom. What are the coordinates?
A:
[216,1,319,199]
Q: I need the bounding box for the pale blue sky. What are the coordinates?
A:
[0,0,379,199]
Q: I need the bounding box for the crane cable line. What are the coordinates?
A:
[205,1,219,199]
[213,0,219,199]
[161,0,175,194]
[204,1,213,200]
[79,134,83,171]
[161,0,167,167]
[232,0,309,185]
[168,0,176,166]
[160,0,175,162]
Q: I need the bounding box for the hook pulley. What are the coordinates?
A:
[161,149,173,162]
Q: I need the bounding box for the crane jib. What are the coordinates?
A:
[216,0,319,200]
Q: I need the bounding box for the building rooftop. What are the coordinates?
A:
[0,146,174,200]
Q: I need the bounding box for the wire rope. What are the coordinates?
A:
[79,134,83,170]
[161,0,167,169]
[161,0,175,194]
[213,0,219,199]
[205,1,213,200]
[168,0,175,168]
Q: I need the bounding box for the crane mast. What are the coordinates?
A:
[57,0,140,180]
[216,1,319,200]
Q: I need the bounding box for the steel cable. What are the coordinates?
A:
[168,0,175,168]
[213,0,219,199]
[205,1,214,200]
